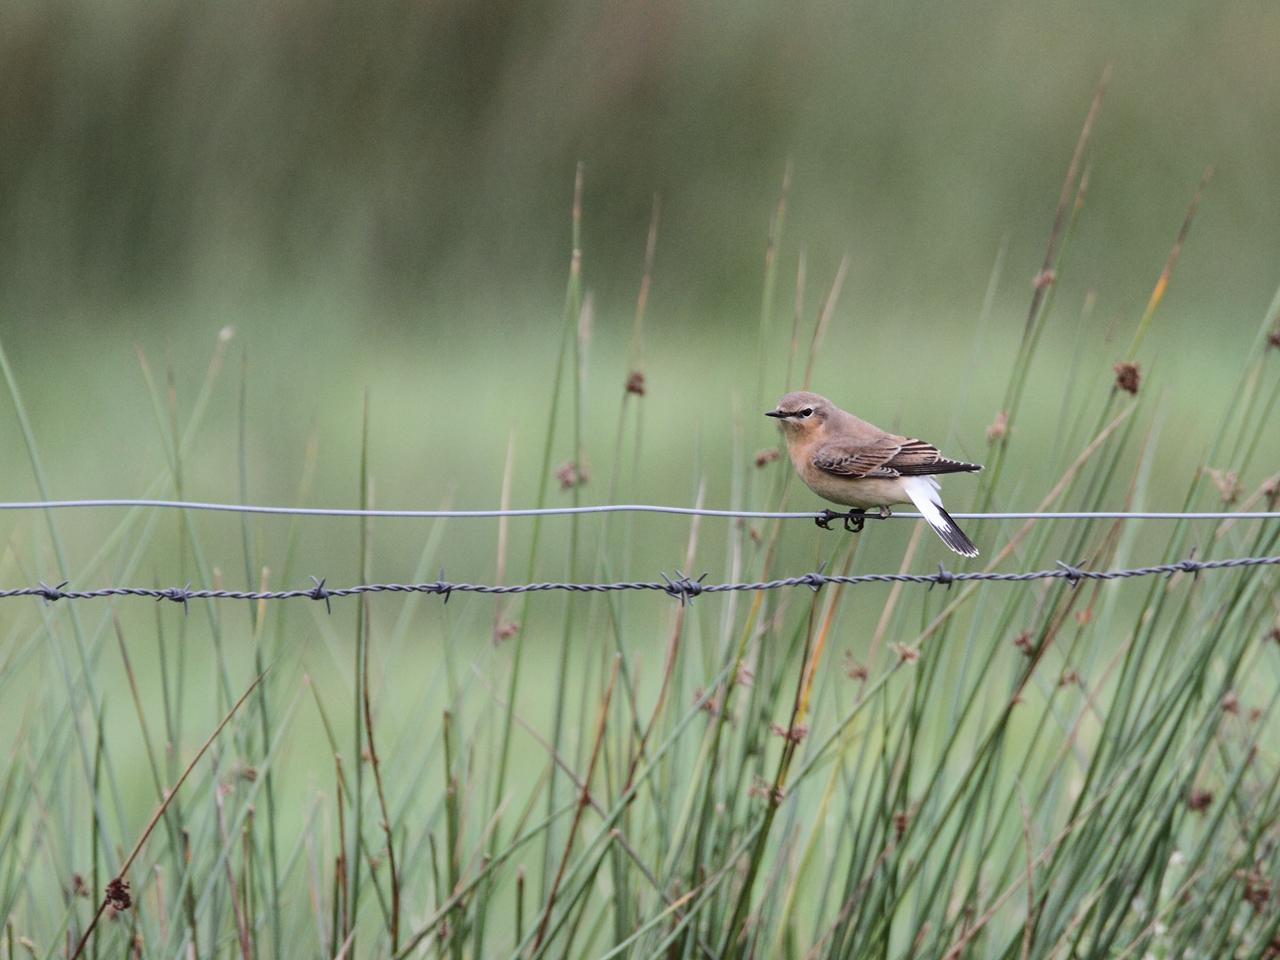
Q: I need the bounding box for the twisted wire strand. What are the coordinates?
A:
[6,554,1277,609]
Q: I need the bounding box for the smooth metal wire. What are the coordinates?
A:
[6,554,1277,609]
[0,498,1278,522]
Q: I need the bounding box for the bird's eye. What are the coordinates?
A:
[800,408,813,418]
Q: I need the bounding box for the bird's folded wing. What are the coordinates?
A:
[812,437,978,478]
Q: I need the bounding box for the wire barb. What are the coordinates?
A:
[1054,561,1087,588]
[931,563,955,590]
[799,560,829,594]
[660,571,707,605]
[157,583,192,615]
[435,567,452,604]
[36,580,68,604]
[308,576,332,614]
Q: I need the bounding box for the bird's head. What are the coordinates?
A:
[765,391,834,436]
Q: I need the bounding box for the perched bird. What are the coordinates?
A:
[766,391,982,557]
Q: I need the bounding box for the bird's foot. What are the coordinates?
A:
[816,509,869,533]
[842,509,867,533]
[875,506,892,520]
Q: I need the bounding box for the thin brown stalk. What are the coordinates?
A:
[1126,165,1214,360]
[1019,787,1036,960]
[214,769,252,960]
[254,566,270,631]
[802,254,850,390]
[867,523,924,674]
[332,754,349,949]
[183,830,198,960]
[70,669,268,960]
[1023,66,1110,335]
[151,866,167,947]
[494,430,516,640]
[532,658,619,952]
[629,193,660,374]
[362,599,400,952]
[786,248,807,389]
[754,162,793,410]
[796,535,857,720]
[1215,470,1280,539]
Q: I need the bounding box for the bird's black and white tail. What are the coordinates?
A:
[902,476,979,558]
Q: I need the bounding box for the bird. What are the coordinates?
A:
[766,391,982,557]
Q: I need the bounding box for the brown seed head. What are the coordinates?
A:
[1187,787,1213,813]
[1013,631,1034,656]
[106,877,132,911]
[555,460,589,491]
[749,776,785,804]
[893,809,911,838]
[1221,690,1240,714]
[494,619,520,643]
[1238,868,1271,911]
[1059,669,1080,687]
[770,722,808,744]
[754,447,781,468]
[986,410,1009,444]
[843,652,868,682]
[1113,361,1141,395]
[1033,268,1056,290]
[1207,468,1241,504]
[891,643,919,664]
[694,688,721,717]
[625,370,646,395]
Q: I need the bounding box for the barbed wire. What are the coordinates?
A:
[5,554,1277,611]
[0,498,1278,522]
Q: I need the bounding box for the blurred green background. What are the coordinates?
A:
[1,0,1279,577]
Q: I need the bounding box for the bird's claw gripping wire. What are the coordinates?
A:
[815,508,880,533]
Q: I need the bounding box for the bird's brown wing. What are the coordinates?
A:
[812,436,981,478]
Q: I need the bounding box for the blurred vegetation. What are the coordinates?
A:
[3,0,1280,325]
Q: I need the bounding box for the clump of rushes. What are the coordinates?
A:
[5,83,1280,960]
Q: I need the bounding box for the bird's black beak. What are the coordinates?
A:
[765,409,785,419]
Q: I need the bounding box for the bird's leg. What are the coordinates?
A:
[842,509,866,533]
[874,506,893,520]
[815,509,841,530]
